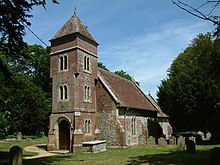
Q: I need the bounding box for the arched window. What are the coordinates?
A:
[64,55,68,70]
[84,56,90,72]
[85,119,91,134]
[132,116,136,135]
[59,54,68,71]
[64,85,68,100]
[60,56,63,70]
[59,86,63,100]
[84,85,91,102]
[59,84,68,100]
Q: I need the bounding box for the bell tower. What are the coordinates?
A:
[47,13,100,152]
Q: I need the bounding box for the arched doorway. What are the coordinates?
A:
[59,120,70,150]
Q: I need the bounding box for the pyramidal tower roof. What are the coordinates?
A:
[51,14,97,43]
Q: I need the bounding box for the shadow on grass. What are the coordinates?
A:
[127,150,211,165]
[0,151,9,165]
[23,154,85,165]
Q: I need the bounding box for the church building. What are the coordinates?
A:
[47,13,171,152]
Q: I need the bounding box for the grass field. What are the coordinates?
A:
[1,137,220,165]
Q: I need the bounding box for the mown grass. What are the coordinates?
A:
[0,136,47,162]
[1,137,219,165]
[24,144,220,165]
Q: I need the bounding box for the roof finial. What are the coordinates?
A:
[74,6,77,15]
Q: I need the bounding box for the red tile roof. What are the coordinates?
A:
[51,14,97,43]
[146,94,169,117]
[98,68,158,112]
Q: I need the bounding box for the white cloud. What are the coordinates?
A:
[99,19,213,98]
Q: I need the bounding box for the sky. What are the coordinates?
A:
[24,0,216,98]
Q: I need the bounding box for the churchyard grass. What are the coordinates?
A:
[0,136,47,160]
[24,144,220,165]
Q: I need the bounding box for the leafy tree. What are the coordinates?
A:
[0,44,51,136]
[157,33,220,140]
[0,0,58,79]
[98,62,109,71]
[114,70,140,86]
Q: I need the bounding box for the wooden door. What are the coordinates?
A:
[59,120,70,150]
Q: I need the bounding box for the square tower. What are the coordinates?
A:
[47,14,100,152]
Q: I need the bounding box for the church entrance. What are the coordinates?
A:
[59,120,70,150]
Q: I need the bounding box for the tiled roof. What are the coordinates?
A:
[98,68,158,112]
[146,94,169,117]
[51,14,97,43]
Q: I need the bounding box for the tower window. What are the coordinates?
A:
[85,119,91,134]
[84,85,91,102]
[59,84,68,100]
[59,54,68,71]
[84,56,90,72]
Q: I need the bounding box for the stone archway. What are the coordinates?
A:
[59,120,70,150]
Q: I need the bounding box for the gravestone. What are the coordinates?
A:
[147,136,155,146]
[9,146,23,165]
[206,132,211,140]
[17,132,22,141]
[169,137,176,145]
[177,136,185,149]
[158,137,167,147]
[210,147,220,165]
[186,140,196,153]
[197,131,204,139]
[138,135,146,146]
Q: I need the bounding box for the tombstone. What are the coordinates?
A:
[138,135,146,146]
[177,136,185,149]
[195,134,203,144]
[206,132,211,140]
[189,136,196,143]
[186,140,196,153]
[17,132,22,141]
[210,147,220,165]
[169,137,176,145]
[9,146,23,165]
[197,131,204,139]
[158,137,167,147]
[147,136,155,146]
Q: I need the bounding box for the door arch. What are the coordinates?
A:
[59,120,70,150]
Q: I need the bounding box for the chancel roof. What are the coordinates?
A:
[51,14,97,43]
[98,68,158,112]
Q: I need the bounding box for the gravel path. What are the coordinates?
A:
[24,144,58,159]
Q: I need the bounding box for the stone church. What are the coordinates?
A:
[47,13,172,152]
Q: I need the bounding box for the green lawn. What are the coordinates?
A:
[24,144,220,165]
[1,137,219,165]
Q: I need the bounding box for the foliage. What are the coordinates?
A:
[98,62,109,71]
[0,44,51,136]
[0,0,58,79]
[157,34,220,137]
[114,70,140,86]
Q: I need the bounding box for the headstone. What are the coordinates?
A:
[138,135,146,146]
[189,136,196,143]
[197,131,204,139]
[17,132,22,141]
[169,137,176,145]
[147,136,155,146]
[158,137,167,147]
[196,134,203,144]
[186,140,196,153]
[210,147,220,165]
[177,136,185,149]
[9,146,23,165]
[206,132,211,140]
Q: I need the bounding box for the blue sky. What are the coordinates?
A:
[24,0,215,98]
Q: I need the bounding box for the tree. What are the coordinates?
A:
[157,34,220,139]
[0,0,58,79]
[114,70,140,86]
[172,0,220,38]
[0,44,51,136]
[98,62,109,71]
